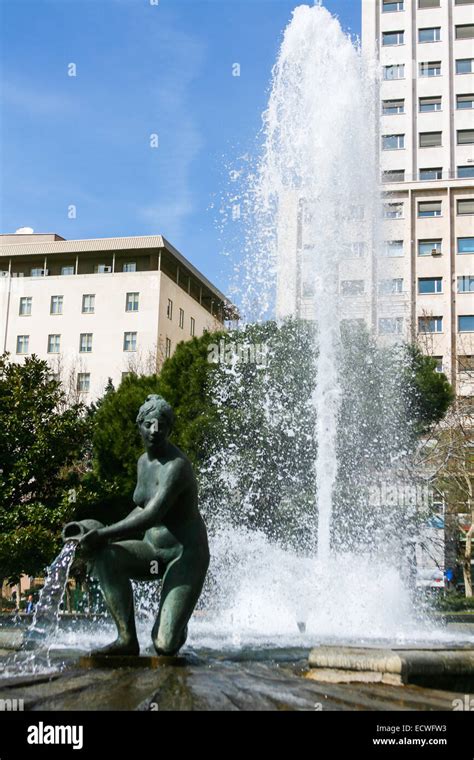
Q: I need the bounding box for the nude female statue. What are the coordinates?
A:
[79,394,210,656]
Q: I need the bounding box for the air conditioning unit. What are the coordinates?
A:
[101,266,112,273]
[13,272,24,277]
[0,271,9,277]
[431,248,442,256]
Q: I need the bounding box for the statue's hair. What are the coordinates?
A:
[136,394,174,429]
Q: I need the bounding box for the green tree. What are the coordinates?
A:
[0,354,90,580]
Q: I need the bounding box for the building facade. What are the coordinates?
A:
[362,0,474,396]
[0,233,231,401]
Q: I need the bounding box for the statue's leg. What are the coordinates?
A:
[89,540,157,656]
[152,546,209,656]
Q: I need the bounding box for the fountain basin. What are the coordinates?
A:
[307,645,474,691]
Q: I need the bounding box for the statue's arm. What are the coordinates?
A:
[98,461,185,541]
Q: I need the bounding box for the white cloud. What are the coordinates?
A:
[15,227,34,234]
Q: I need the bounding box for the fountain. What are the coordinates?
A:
[0,2,472,707]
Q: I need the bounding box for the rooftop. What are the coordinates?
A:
[0,233,234,317]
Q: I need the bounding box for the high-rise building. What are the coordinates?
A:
[362,0,474,396]
[0,233,232,400]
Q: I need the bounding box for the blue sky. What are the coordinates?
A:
[0,0,361,293]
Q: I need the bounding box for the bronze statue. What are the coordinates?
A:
[76,395,210,657]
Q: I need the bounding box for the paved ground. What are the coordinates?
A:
[0,647,471,711]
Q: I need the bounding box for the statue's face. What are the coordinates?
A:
[139,410,170,450]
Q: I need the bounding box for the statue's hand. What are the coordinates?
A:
[79,528,106,556]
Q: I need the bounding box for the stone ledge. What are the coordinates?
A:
[78,654,188,669]
[307,646,474,690]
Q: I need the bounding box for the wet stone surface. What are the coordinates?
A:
[0,648,470,711]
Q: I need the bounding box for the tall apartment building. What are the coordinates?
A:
[362,0,474,396]
[0,233,232,401]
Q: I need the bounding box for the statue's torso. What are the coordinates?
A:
[134,450,207,561]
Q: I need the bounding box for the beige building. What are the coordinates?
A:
[0,233,232,401]
[362,0,474,395]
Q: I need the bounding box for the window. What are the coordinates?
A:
[382,169,405,182]
[455,25,474,40]
[458,237,474,253]
[419,167,443,180]
[61,266,74,276]
[455,0,474,4]
[82,294,95,314]
[379,278,403,294]
[420,61,441,77]
[50,295,63,314]
[349,205,364,220]
[382,134,405,150]
[379,318,403,334]
[341,319,366,335]
[123,332,137,351]
[165,337,172,359]
[126,292,139,312]
[418,27,440,43]
[383,64,405,80]
[341,280,365,296]
[382,0,404,11]
[47,334,61,353]
[94,264,112,274]
[418,277,442,294]
[457,129,474,145]
[458,355,474,372]
[348,242,366,257]
[79,333,93,353]
[418,239,442,256]
[419,131,442,147]
[344,241,365,256]
[458,199,474,215]
[457,94,474,110]
[418,316,442,333]
[418,201,441,217]
[459,316,474,332]
[419,96,441,112]
[77,373,90,392]
[382,30,404,46]
[419,0,440,7]
[458,165,474,178]
[458,276,474,293]
[30,268,46,277]
[122,262,136,272]
[190,317,195,337]
[383,203,403,219]
[16,335,29,354]
[179,308,184,329]
[382,99,404,114]
[432,357,443,373]
[19,297,32,316]
[456,58,474,74]
[384,240,404,257]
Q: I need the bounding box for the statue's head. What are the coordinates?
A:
[136,394,174,450]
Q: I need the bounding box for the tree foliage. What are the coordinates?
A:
[0,354,90,580]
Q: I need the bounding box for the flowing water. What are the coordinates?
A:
[25,541,78,644]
